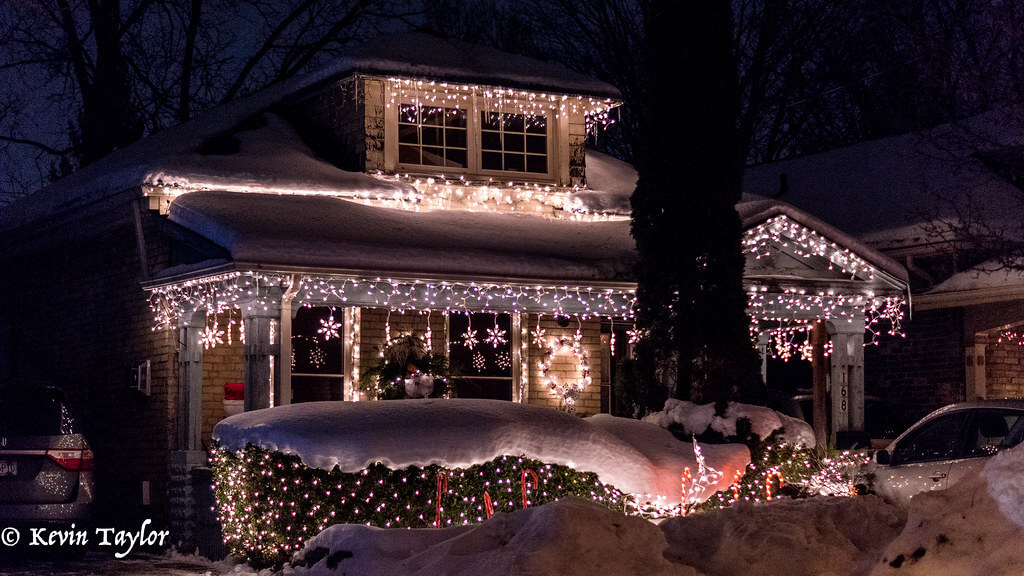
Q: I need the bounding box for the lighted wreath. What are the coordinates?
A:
[360,334,450,400]
[539,332,591,412]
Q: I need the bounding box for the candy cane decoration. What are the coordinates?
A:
[765,471,785,500]
[680,466,692,515]
[435,473,448,528]
[731,469,742,502]
[521,469,538,509]
[484,492,494,519]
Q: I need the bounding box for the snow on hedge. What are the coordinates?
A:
[213,399,749,505]
[643,398,816,448]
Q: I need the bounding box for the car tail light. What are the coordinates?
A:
[47,449,94,471]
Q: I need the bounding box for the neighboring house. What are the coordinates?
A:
[0,33,906,544]
[745,105,1024,426]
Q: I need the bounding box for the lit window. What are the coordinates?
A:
[480,112,548,174]
[398,105,468,168]
[448,312,513,401]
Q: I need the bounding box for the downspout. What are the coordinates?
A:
[277,274,301,406]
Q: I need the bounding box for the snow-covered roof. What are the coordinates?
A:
[914,258,1024,309]
[212,398,750,505]
[743,104,1024,251]
[166,190,636,283]
[320,32,622,100]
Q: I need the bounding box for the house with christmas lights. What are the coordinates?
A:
[745,104,1024,426]
[0,33,906,543]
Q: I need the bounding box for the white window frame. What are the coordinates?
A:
[387,94,560,183]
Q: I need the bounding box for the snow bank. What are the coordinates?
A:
[285,497,697,576]
[661,496,905,576]
[862,442,1024,576]
[643,399,816,448]
[212,399,749,505]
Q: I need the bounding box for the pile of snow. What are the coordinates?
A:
[662,496,905,576]
[861,443,1024,576]
[643,399,817,448]
[285,497,696,576]
[213,399,749,505]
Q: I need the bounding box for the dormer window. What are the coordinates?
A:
[395,100,552,179]
[398,105,468,168]
[480,112,547,174]
[368,76,620,187]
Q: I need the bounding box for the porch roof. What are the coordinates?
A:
[163,190,637,284]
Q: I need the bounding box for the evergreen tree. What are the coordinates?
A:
[631,0,763,408]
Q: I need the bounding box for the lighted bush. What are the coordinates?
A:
[211,444,628,568]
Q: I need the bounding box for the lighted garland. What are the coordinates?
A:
[695,434,869,512]
[210,444,628,569]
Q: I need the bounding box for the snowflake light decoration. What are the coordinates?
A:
[461,329,479,349]
[472,352,487,372]
[200,326,224,349]
[531,324,547,348]
[318,315,341,341]
[485,326,507,348]
[496,352,511,370]
[627,328,642,344]
[310,347,327,368]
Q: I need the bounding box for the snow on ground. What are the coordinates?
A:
[18,404,1024,575]
[643,398,817,448]
[212,399,750,505]
[284,497,697,576]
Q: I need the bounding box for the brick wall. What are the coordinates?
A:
[985,341,1024,398]
[201,318,244,444]
[286,76,367,172]
[864,307,965,423]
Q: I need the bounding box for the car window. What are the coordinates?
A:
[964,410,1024,457]
[0,388,77,436]
[891,412,967,465]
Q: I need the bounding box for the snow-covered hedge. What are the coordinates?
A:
[211,446,625,568]
[210,399,749,567]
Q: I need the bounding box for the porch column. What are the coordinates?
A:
[966,334,988,400]
[829,314,865,439]
[178,310,205,451]
[243,303,281,411]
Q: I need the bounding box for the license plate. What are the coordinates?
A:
[0,460,16,476]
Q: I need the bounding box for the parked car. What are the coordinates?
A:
[856,399,1024,506]
[0,386,96,525]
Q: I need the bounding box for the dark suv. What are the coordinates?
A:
[0,387,95,525]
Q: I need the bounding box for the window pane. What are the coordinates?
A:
[398,125,419,144]
[292,307,343,375]
[399,104,418,123]
[504,153,525,172]
[422,107,444,126]
[526,155,547,174]
[526,134,546,154]
[421,126,442,147]
[399,144,420,164]
[526,116,547,134]
[504,133,525,152]
[482,151,502,170]
[504,114,525,132]
[446,128,467,148]
[481,111,500,130]
[422,147,445,166]
[446,109,467,128]
[481,131,501,151]
[446,148,467,168]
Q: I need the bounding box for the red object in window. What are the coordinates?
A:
[224,382,244,401]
